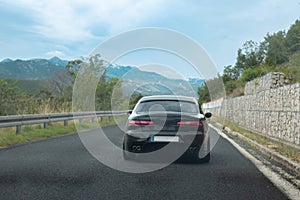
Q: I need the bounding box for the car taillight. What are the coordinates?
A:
[177,121,203,126]
[129,120,154,125]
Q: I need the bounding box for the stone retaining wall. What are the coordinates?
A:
[244,72,291,95]
[204,74,300,145]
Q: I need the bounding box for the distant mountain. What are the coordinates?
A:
[106,65,132,78]
[106,65,203,97]
[0,57,204,96]
[0,57,68,80]
[188,78,205,86]
[49,56,68,66]
[0,58,13,63]
[106,65,204,85]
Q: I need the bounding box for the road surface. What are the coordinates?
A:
[0,125,287,200]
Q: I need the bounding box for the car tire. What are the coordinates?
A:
[199,152,210,163]
[123,150,130,160]
[122,143,128,160]
[123,143,134,160]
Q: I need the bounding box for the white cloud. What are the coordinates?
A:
[5,0,167,41]
[45,50,66,58]
[1,0,299,68]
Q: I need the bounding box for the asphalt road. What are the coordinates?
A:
[0,125,287,200]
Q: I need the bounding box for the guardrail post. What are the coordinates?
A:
[91,117,95,124]
[44,122,48,129]
[99,116,102,122]
[16,125,21,134]
[64,120,68,126]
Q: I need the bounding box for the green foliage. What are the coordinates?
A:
[72,54,109,112]
[0,117,117,147]
[2,19,299,114]
[286,19,300,54]
[221,19,300,96]
[197,83,210,105]
[265,31,289,66]
[0,54,124,116]
[241,67,267,83]
[95,77,121,111]
[129,93,143,110]
[0,79,18,115]
[65,59,83,79]
[5,79,42,94]
[241,40,265,68]
[224,79,244,96]
[233,41,265,78]
[268,52,300,84]
[66,54,124,112]
[223,65,239,81]
[198,75,226,104]
[206,75,226,100]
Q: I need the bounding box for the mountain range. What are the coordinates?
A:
[0,57,204,96]
[0,57,68,80]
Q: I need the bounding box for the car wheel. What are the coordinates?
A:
[123,143,134,160]
[123,150,129,160]
[199,152,210,163]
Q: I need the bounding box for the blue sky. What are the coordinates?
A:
[0,0,299,76]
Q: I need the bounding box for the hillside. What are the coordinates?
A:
[0,57,68,80]
[218,19,300,98]
[4,79,42,94]
[0,57,204,96]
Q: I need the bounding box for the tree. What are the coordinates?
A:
[265,31,289,66]
[223,65,239,81]
[221,19,300,97]
[95,77,121,111]
[72,54,108,112]
[286,19,300,54]
[234,40,265,78]
[198,83,210,106]
[66,59,83,80]
[0,79,18,115]
[42,71,73,112]
[234,48,247,77]
[129,93,143,110]
[242,40,264,68]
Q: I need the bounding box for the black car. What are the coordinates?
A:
[123,95,212,163]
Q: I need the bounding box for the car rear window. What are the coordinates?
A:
[135,100,199,114]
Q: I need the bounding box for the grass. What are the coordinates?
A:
[0,124,77,147]
[0,116,126,147]
[211,116,300,163]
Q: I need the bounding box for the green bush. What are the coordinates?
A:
[241,67,267,83]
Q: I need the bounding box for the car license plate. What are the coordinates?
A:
[151,136,179,142]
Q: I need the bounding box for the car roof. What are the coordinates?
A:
[139,95,198,104]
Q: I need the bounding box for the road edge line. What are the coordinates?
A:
[209,124,300,200]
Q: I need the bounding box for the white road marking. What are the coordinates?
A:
[209,124,300,200]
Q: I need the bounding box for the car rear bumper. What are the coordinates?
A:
[123,132,206,154]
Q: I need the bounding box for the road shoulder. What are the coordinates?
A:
[209,123,300,200]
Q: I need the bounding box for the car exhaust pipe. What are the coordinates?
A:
[132,145,141,151]
[189,147,197,152]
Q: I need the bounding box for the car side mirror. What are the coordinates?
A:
[204,112,212,118]
[127,110,132,116]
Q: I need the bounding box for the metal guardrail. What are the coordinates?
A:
[0,111,128,134]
